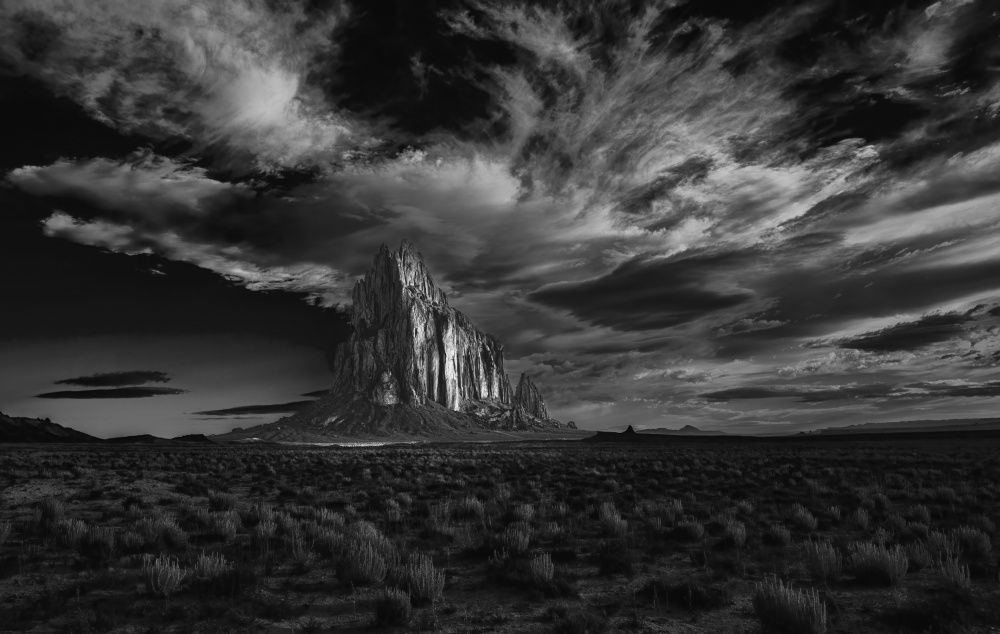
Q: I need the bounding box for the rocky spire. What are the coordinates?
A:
[337,240,511,411]
[274,241,573,436]
[513,373,549,420]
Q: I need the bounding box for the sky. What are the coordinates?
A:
[3,0,1000,436]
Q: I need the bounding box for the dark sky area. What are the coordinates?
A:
[2,0,1000,436]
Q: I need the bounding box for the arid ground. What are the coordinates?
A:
[1,439,999,633]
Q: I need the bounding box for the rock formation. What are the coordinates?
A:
[275,240,574,437]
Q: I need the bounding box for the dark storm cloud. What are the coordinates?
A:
[54,370,172,387]
[838,313,970,352]
[529,252,754,331]
[36,387,187,399]
[191,401,314,417]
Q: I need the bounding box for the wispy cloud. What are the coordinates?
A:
[0,0,361,171]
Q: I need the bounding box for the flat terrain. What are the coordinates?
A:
[0,438,998,633]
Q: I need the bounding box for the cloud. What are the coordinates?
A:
[530,251,755,331]
[191,400,313,417]
[701,380,1000,403]
[54,371,172,387]
[837,313,971,352]
[36,387,187,399]
[0,0,360,171]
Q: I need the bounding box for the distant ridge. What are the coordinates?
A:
[0,410,100,443]
[817,418,1000,434]
[636,424,728,436]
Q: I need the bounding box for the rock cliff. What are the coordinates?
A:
[275,240,574,436]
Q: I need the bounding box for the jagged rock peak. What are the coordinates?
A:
[514,373,549,420]
[352,240,446,331]
[339,240,511,412]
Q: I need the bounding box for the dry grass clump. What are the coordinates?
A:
[499,522,532,555]
[723,518,747,549]
[402,553,445,604]
[373,587,412,627]
[56,518,88,548]
[848,508,870,531]
[337,538,387,585]
[191,551,231,580]
[951,526,991,560]
[142,554,186,600]
[598,502,628,537]
[207,490,237,512]
[764,524,793,547]
[529,552,555,583]
[752,577,826,634]
[803,539,842,582]
[790,504,818,532]
[938,553,971,588]
[848,542,908,586]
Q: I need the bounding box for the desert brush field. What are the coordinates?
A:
[0,439,998,633]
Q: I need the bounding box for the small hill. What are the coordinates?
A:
[0,410,100,443]
[174,433,216,443]
[637,424,728,436]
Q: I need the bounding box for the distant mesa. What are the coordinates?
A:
[0,410,100,443]
[218,240,575,441]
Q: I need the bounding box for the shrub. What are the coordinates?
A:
[373,587,412,627]
[722,518,747,549]
[752,577,826,634]
[499,522,531,555]
[56,518,88,549]
[337,539,387,586]
[404,553,445,605]
[662,581,733,611]
[791,505,818,532]
[549,606,608,634]
[81,526,116,562]
[512,503,536,522]
[849,542,908,586]
[907,504,931,524]
[938,554,971,588]
[803,540,842,582]
[598,502,627,537]
[926,531,961,561]
[0,521,9,546]
[191,551,231,580]
[848,508,870,531]
[251,518,277,549]
[287,532,316,570]
[764,524,792,547]
[906,542,934,571]
[675,520,704,541]
[207,490,237,512]
[142,554,186,600]
[951,526,991,561]
[207,511,240,541]
[529,552,555,584]
[136,516,187,548]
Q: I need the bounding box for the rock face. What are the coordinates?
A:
[278,241,574,436]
